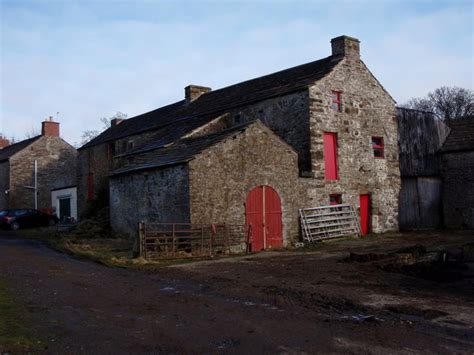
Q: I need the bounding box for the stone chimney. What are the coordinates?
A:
[331,35,360,59]
[185,85,211,103]
[111,118,125,127]
[0,136,10,149]
[41,116,60,137]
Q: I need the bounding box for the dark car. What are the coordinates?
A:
[0,209,59,230]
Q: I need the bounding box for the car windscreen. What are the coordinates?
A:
[0,210,9,216]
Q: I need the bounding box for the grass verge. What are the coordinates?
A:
[0,279,44,352]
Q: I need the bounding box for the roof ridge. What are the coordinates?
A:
[81,54,343,150]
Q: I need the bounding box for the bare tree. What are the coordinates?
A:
[402,86,473,121]
[24,126,41,139]
[80,111,128,146]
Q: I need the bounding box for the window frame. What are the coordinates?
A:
[331,90,343,112]
[329,194,342,205]
[371,136,385,159]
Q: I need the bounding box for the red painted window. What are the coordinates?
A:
[331,91,342,112]
[87,173,94,201]
[323,132,338,180]
[372,136,384,158]
[329,194,342,205]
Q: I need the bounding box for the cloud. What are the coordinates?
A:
[0,0,472,144]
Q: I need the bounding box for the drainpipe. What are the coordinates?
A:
[24,160,38,209]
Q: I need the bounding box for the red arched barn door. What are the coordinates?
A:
[245,185,282,252]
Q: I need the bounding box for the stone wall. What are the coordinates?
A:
[78,130,167,217]
[109,164,190,237]
[77,143,111,217]
[228,91,311,172]
[442,151,474,229]
[0,161,9,210]
[304,57,400,233]
[8,136,77,210]
[188,121,301,245]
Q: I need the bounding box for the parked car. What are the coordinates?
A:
[0,209,59,230]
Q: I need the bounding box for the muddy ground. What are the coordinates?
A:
[0,230,473,354]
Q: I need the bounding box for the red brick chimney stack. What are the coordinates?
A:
[41,116,60,137]
[0,135,10,149]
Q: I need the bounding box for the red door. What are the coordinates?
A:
[323,132,338,180]
[359,194,370,235]
[245,186,282,252]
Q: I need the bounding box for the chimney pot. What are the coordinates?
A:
[331,35,360,59]
[41,120,60,137]
[185,85,212,103]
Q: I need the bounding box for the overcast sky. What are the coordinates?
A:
[1,0,473,146]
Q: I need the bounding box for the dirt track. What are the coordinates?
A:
[1,231,473,353]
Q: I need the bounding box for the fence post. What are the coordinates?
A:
[138,221,145,258]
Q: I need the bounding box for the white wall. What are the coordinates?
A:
[51,187,78,221]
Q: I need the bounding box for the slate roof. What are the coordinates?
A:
[81,54,343,150]
[110,122,254,176]
[0,136,41,162]
[441,117,474,153]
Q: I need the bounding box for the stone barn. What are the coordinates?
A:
[110,121,301,245]
[79,35,401,249]
[441,118,474,229]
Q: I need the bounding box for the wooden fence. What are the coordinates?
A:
[138,222,251,260]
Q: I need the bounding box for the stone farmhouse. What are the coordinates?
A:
[78,35,401,249]
[0,119,78,220]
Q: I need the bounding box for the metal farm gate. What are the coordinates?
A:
[299,204,361,242]
[138,222,251,260]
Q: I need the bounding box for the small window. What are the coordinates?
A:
[372,136,384,158]
[329,194,342,205]
[128,140,134,150]
[331,91,342,112]
[234,114,241,125]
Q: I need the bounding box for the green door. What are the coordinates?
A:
[59,197,71,220]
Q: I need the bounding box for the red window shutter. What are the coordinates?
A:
[87,173,94,201]
[323,132,339,180]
